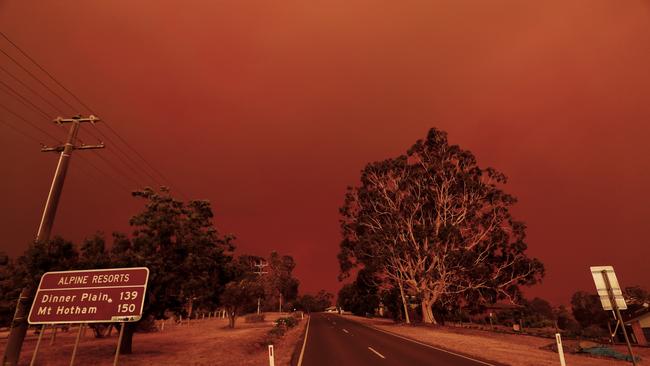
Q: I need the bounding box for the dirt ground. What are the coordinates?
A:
[0,312,306,366]
[346,315,650,366]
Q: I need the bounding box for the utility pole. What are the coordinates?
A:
[2,115,103,366]
[254,260,268,315]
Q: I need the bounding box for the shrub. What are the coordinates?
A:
[269,326,286,337]
[581,324,608,339]
[245,314,266,323]
[137,314,158,332]
[275,316,298,328]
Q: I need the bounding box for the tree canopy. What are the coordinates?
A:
[339,128,544,323]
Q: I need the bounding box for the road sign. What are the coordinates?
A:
[590,266,627,310]
[589,265,637,365]
[28,267,149,324]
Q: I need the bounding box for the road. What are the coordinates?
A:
[299,313,498,366]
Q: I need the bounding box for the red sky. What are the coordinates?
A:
[1,1,649,305]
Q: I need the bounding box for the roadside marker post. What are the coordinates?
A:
[555,333,566,366]
[268,345,275,366]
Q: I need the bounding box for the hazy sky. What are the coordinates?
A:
[1,1,649,304]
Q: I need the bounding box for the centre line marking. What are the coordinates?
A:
[368,346,385,359]
[342,329,349,333]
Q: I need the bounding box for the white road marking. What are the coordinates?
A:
[342,328,349,333]
[368,346,386,359]
[297,316,311,366]
[368,325,496,366]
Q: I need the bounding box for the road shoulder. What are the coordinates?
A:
[340,315,504,366]
[340,315,649,366]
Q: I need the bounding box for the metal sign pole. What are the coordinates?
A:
[601,270,637,365]
[50,325,57,345]
[69,323,84,366]
[29,325,46,366]
[113,323,125,366]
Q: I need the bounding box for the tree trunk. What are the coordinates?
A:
[397,279,410,324]
[421,297,436,325]
[119,322,137,354]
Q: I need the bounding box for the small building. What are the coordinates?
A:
[624,306,650,345]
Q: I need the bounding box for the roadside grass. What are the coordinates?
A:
[345,315,650,366]
[0,312,305,366]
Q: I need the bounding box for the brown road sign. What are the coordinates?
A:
[28,267,149,324]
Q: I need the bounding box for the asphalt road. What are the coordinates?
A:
[299,313,498,366]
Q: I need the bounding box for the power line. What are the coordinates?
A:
[0,31,189,200]
[76,127,162,188]
[0,76,155,190]
[0,101,61,143]
[0,77,52,120]
[92,124,169,189]
[0,103,141,199]
[73,153,133,194]
[0,64,65,115]
[0,45,76,113]
[1,32,82,113]
[90,149,145,190]
[0,36,162,191]
[0,117,43,145]
[0,115,132,196]
[0,44,106,144]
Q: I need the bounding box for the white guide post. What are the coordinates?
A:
[268,345,275,366]
[555,333,566,366]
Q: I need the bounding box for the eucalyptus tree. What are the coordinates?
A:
[111,187,235,353]
[339,128,544,324]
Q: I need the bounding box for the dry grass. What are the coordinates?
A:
[346,315,650,366]
[0,312,306,366]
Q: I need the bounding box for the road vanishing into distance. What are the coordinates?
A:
[299,313,499,366]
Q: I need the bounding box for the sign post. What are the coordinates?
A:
[113,323,126,366]
[27,267,149,366]
[590,266,637,366]
[69,324,84,366]
[28,326,45,366]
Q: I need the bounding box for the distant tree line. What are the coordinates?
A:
[0,187,331,354]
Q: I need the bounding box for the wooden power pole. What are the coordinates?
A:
[2,115,103,366]
[254,260,268,315]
